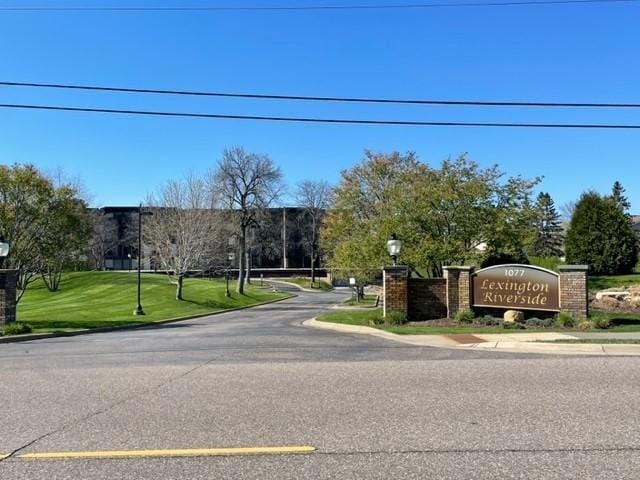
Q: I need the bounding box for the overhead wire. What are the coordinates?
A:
[0,0,638,11]
[1,103,638,128]
[1,81,639,109]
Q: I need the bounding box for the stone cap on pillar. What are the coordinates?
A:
[382,265,409,273]
[443,266,474,272]
[558,265,589,272]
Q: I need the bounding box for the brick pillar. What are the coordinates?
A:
[383,265,409,318]
[0,270,18,325]
[559,265,589,318]
[443,266,473,319]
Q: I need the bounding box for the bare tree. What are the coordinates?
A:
[145,175,217,300]
[87,210,119,270]
[211,147,283,294]
[295,180,333,283]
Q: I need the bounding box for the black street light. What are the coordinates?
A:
[226,252,235,297]
[134,204,153,316]
[386,233,402,266]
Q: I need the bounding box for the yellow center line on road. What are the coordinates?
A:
[0,453,10,460]
[18,445,316,460]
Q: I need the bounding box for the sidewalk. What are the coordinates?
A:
[304,319,640,356]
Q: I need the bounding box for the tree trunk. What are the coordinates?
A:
[236,227,246,294]
[245,249,252,285]
[42,268,63,292]
[176,275,184,300]
[310,246,316,284]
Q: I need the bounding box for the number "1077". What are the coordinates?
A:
[504,269,525,277]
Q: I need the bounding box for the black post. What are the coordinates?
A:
[225,269,230,297]
[134,203,145,315]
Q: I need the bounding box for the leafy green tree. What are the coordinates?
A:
[530,192,564,257]
[0,164,91,298]
[322,151,540,278]
[611,180,631,212]
[321,150,420,282]
[39,189,92,292]
[565,191,638,275]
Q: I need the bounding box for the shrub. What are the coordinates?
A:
[454,309,475,324]
[524,317,555,328]
[577,320,594,330]
[476,315,502,326]
[555,312,576,328]
[2,323,33,336]
[504,322,525,330]
[385,311,407,326]
[593,317,611,329]
[367,311,385,327]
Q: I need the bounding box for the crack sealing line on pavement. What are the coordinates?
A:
[0,356,221,463]
[313,446,640,456]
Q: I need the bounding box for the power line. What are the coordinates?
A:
[1,102,638,128]
[0,0,637,11]
[2,81,639,109]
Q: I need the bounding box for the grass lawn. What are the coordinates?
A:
[317,309,521,335]
[15,271,289,334]
[318,308,640,335]
[342,294,378,307]
[589,273,640,292]
[278,277,333,291]
[537,339,640,344]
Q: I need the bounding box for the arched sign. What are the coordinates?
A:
[472,264,560,312]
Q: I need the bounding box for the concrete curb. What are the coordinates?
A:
[0,294,294,344]
[303,318,640,356]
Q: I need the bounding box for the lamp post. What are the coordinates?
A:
[0,241,9,269]
[386,234,402,266]
[134,204,153,316]
[226,252,235,297]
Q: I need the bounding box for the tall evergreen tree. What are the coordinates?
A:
[531,192,564,257]
[611,181,631,212]
[565,191,638,275]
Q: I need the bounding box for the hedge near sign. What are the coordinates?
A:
[472,264,560,312]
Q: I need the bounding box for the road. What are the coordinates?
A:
[1,286,639,479]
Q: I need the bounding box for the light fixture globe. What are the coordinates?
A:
[0,241,9,258]
[386,234,401,265]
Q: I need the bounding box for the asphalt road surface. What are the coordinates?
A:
[1,286,639,479]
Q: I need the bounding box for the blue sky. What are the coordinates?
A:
[1,1,639,210]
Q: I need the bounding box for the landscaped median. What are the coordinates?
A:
[310,308,640,355]
[1,271,291,340]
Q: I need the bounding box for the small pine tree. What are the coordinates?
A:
[565,191,638,275]
[611,181,631,212]
[531,192,564,257]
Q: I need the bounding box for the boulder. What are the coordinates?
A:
[592,296,624,311]
[595,290,631,301]
[628,285,640,296]
[504,310,525,324]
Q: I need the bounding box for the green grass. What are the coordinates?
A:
[589,274,640,292]
[279,277,333,291]
[16,272,289,333]
[317,309,529,335]
[537,339,640,344]
[342,294,378,307]
[317,308,640,335]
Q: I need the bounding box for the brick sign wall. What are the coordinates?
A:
[408,278,447,320]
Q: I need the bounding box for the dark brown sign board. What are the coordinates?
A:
[472,264,560,312]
